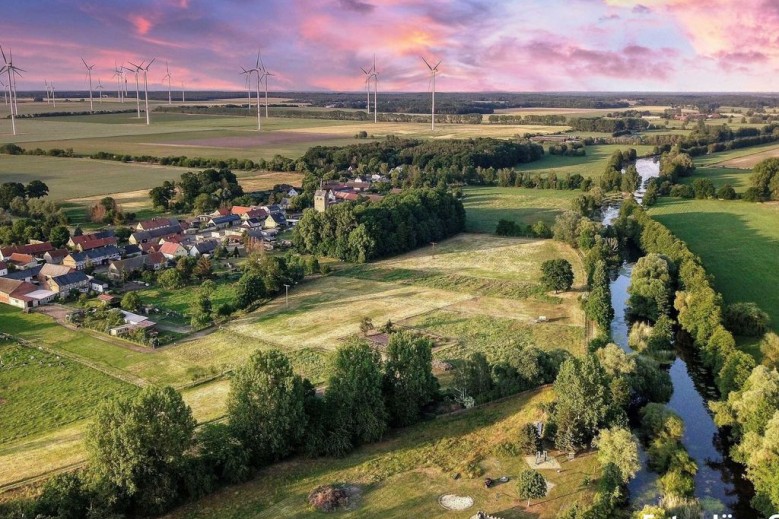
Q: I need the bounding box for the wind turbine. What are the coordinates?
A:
[257,51,272,118]
[371,54,378,123]
[139,58,155,125]
[361,62,373,116]
[244,50,262,130]
[240,66,252,107]
[181,81,185,102]
[162,61,172,105]
[1,46,23,134]
[96,78,105,103]
[421,57,441,131]
[124,61,143,118]
[50,82,56,107]
[44,81,50,104]
[113,63,124,102]
[81,57,95,112]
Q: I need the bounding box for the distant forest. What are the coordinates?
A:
[16,91,779,114]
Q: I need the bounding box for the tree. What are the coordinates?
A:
[593,427,640,484]
[382,331,438,427]
[34,472,89,519]
[692,178,716,199]
[750,157,779,200]
[717,184,737,200]
[517,469,547,507]
[540,258,574,293]
[196,423,250,485]
[723,302,770,337]
[193,256,214,280]
[121,291,142,312]
[190,293,213,329]
[553,211,583,248]
[453,352,493,404]
[325,340,387,453]
[717,350,756,397]
[158,268,185,289]
[227,350,307,465]
[628,253,673,322]
[553,355,610,452]
[49,225,70,248]
[26,180,49,199]
[359,316,374,336]
[86,386,195,515]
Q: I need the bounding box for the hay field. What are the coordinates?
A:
[706,143,779,169]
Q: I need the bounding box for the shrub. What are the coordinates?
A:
[717,184,737,200]
[723,302,770,337]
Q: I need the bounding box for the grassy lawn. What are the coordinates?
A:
[137,278,238,317]
[463,186,576,233]
[165,387,601,519]
[649,198,779,334]
[681,167,754,191]
[0,340,137,445]
[694,141,779,169]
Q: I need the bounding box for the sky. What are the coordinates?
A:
[1,0,778,93]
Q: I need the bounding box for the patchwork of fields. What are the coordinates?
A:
[0,233,585,490]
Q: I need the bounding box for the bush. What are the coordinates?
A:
[717,184,737,200]
[723,302,770,337]
[669,184,695,198]
[742,186,762,202]
[34,472,90,519]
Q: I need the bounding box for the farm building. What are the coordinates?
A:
[0,278,39,309]
[67,231,114,249]
[129,224,183,244]
[76,236,118,252]
[207,214,241,229]
[0,242,54,261]
[43,249,70,265]
[63,245,122,270]
[6,253,38,270]
[45,271,90,297]
[107,252,167,281]
[135,217,180,232]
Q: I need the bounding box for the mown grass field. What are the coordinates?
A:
[681,167,754,191]
[520,144,655,179]
[463,187,577,233]
[649,198,779,333]
[696,142,779,169]
[165,387,601,519]
[0,340,137,444]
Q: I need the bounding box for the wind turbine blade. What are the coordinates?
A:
[81,57,89,68]
[0,46,7,64]
[434,60,442,70]
[361,67,368,75]
[147,57,156,68]
[421,56,432,69]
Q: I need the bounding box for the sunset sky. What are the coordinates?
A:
[1,0,777,92]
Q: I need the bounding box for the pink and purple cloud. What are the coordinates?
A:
[1,0,777,92]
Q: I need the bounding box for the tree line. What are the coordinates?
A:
[615,201,779,516]
[293,188,465,262]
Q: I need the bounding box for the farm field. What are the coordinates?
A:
[462,187,577,233]
[693,141,779,169]
[649,198,779,335]
[679,166,754,190]
[165,386,601,519]
[519,144,655,179]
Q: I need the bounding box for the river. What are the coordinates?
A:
[603,158,756,516]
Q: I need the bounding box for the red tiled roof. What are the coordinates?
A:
[230,205,253,215]
[46,249,70,259]
[8,253,35,265]
[1,242,54,257]
[78,237,118,251]
[146,252,166,265]
[159,242,184,255]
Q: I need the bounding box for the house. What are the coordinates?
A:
[122,244,142,257]
[159,242,188,260]
[46,271,90,297]
[7,253,38,270]
[0,242,54,261]
[0,261,6,277]
[229,205,254,216]
[63,245,121,270]
[264,211,288,229]
[109,310,157,337]
[90,278,109,293]
[189,240,218,258]
[207,214,241,229]
[1,265,43,283]
[241,217,264,229]
[76,236,118,251]
[38,263,74,281]
[107,252,167,281]
[135,217,179,232]
[97,294,118,306]
[0,278,38,309]
[209,207,231,217]
[67,231,114,249]
[241,208,268,221]
[287,187,299,197]
[43,249,70,265]
[129,224,183,245]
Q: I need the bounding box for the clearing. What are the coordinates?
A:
[164,387,602,519]
[463,187,577,233]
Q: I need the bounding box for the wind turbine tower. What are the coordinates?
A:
[44,81,50,104]
[361,63,373,116]
[240,66,252,107]
[163,61,172,105]
[96,78,105,103]
[258,51,272,118]
[372,55,378,123]
[140,58,155,125]
[113,63,125,102]
[50,82,56,107]
[81,57,95,112]
[181,81,185,102]
[421,57,441,131]
[124,61,144,118]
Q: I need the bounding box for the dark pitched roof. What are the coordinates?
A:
[192,241,218,254]
[51,271,89,286]
[2,265,42,280]
[1,242,54,257]
[209,214,241,225]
